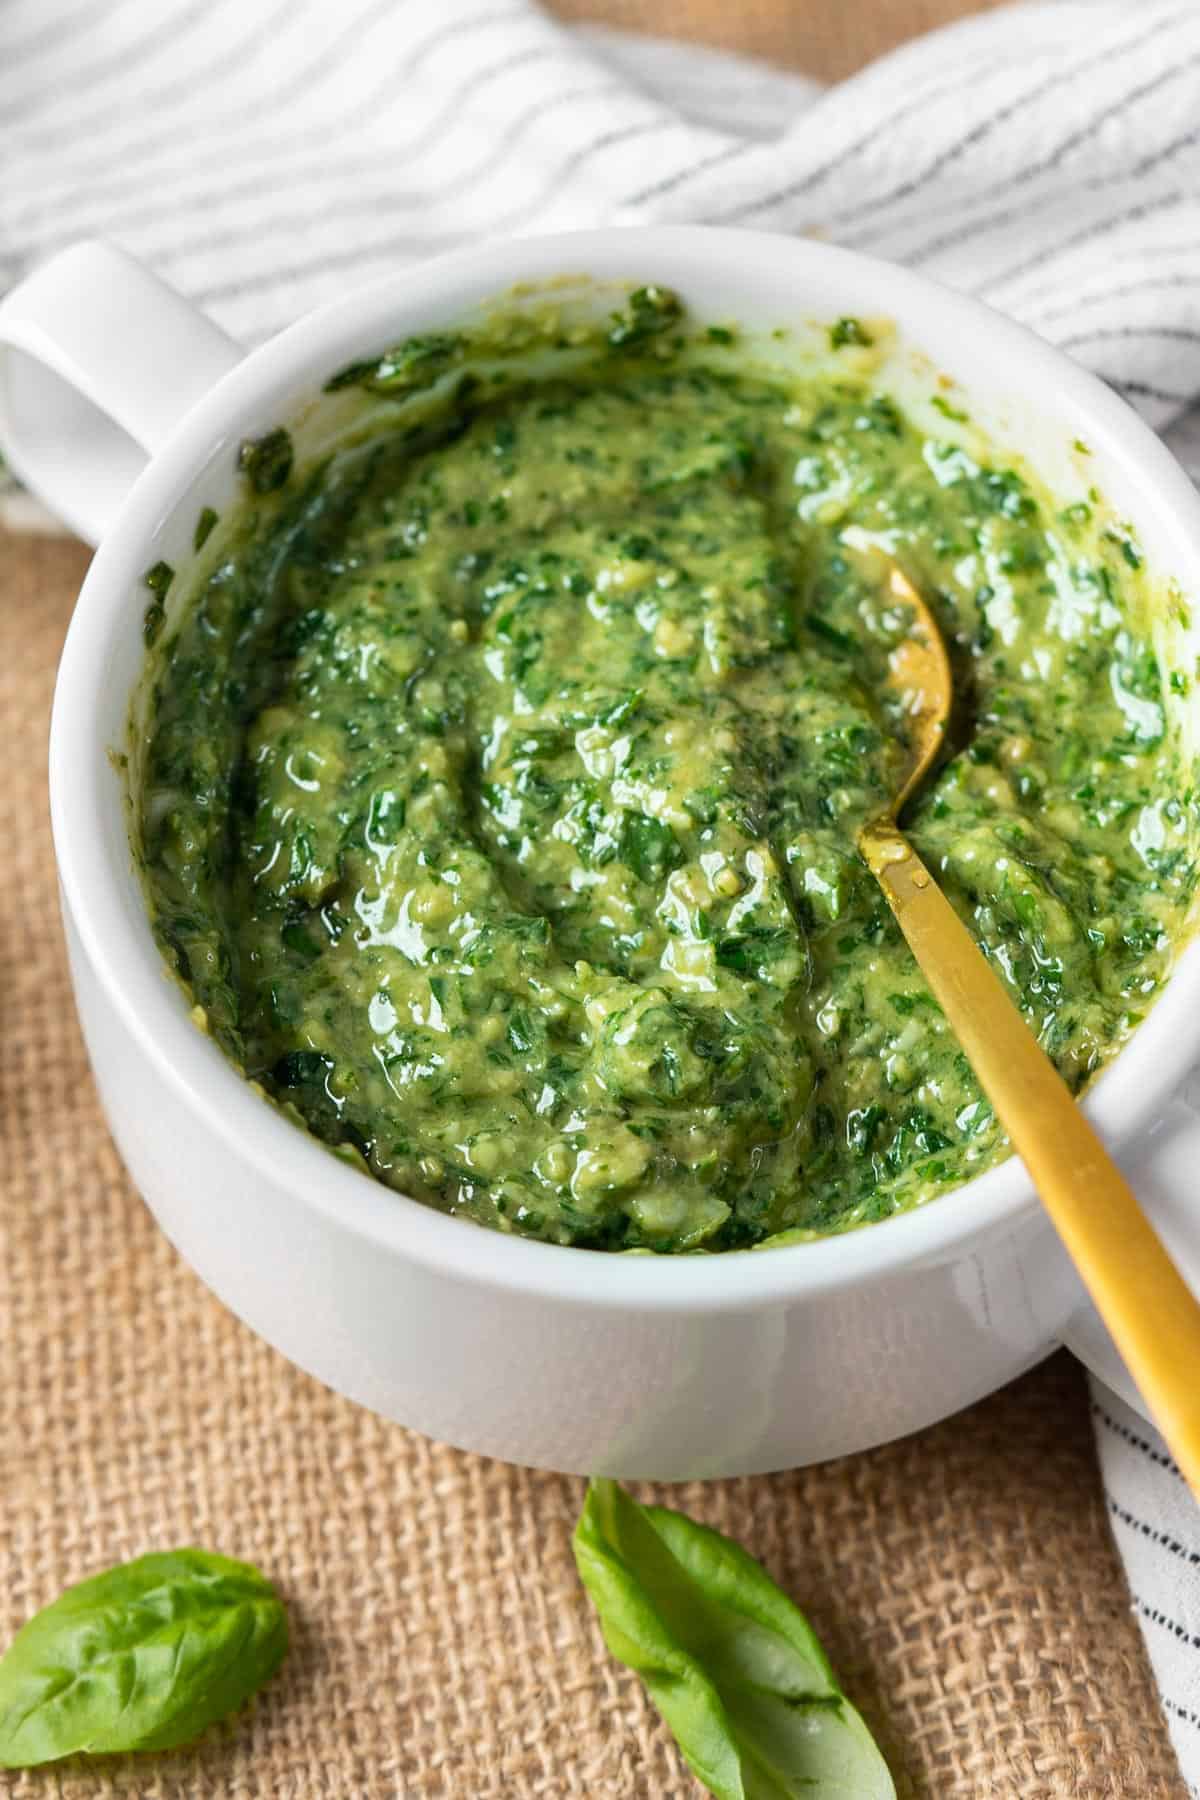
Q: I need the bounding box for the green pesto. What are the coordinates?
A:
[237,428,294,494]
[137,293,1197,1252]
[141,559,174,648]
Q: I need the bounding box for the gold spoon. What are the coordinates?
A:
[857,556,1200,1497]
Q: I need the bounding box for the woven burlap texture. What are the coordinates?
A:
[0,528,1185,1799]
[546,0,1013,80]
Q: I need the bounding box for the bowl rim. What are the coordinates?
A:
[48,224,1200,1314]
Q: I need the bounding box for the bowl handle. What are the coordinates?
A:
[1061,1095,1200,1419]
[0,241,242,545]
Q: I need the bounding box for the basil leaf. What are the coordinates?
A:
[141,560,175,648]
[324,332,465,395]
[0,1549,288,1767]
[829,316,873,350]
[606,284,683,349]
[618,811,683,885]
[238,427,294,494]
[573,1480,893,1800]
[142,560,175,596]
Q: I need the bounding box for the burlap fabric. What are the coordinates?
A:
[546,0,1013,80]
[0,511,1187,1800]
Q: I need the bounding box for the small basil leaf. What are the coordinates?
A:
[238,428,294,494]
[618,811,683,885]
[141,561,175,647]
[0,1548,288,1768]
[606,284,683,350]
[142,560,175,596]
[573,1480,894,1800]
[829,316,873,350]
[143,601,166,647]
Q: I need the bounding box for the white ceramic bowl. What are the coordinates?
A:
[6,230,1200,1478]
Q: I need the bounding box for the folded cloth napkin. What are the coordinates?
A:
[4,0,1200,1785]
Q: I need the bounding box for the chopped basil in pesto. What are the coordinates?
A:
[237,427,294,494]
[141,559,174,647]
[137,292,1197,1251]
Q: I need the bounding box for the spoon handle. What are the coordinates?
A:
[862,822,1200,1498]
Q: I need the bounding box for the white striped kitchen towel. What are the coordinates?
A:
[4,0,1200,1785]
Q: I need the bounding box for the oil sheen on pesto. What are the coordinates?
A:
[138,291,1196,1252]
